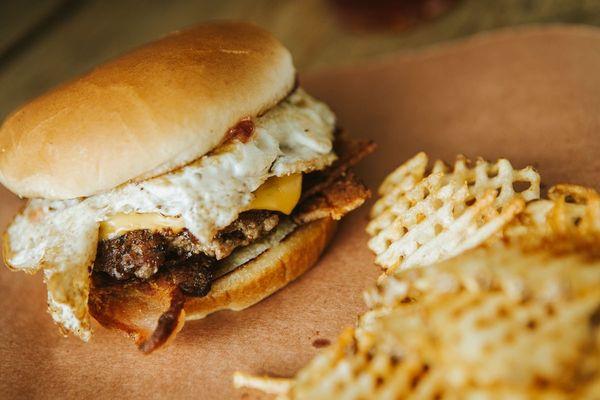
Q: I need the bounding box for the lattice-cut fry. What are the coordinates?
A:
[376,188,525,276]
[233,372,292,398]
[367,172,448,250]
[264,241,600,399]
[367,184,600,311]
[377,152,428,197]
[370,152,429,220]
[549,183,600,203]
[453,156,540,205]
[547,184,600,235]
[367,153,539,271]
[504,184,600,245]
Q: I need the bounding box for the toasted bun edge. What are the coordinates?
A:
[185,217,337,320]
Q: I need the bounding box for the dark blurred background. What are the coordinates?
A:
[1,0,599,119]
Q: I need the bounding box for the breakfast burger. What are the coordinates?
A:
[0,22,374,352]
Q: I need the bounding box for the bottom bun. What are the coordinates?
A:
[185,218,337,320]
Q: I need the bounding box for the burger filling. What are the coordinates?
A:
[92,130,374,281]
[4,88,374,351]
[88,133,374,352]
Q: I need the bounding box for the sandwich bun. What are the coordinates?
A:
[0,22,295,199]
[185,217,337,319]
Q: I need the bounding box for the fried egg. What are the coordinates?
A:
[4,89,336,339]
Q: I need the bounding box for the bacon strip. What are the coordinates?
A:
[295,172,370,223]
[138,289,186,353]
[89,273,186,354]
[302,132,376,201]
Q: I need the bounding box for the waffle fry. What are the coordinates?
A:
[367,154,540,272]
[233,372,292,398]
[367,184,600,310]
[260,239,600,399]
[371,152,429,215]
[548,184,600,236]
[505,184,600,242]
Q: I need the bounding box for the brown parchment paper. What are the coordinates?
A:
[1,25,599,400]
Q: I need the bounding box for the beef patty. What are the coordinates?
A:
[94,210,280,283]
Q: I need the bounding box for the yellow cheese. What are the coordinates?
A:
[99,213,185,240]
[99,173,302,240]
[247,173,302,215]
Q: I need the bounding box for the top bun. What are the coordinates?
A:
[0,22,295,199]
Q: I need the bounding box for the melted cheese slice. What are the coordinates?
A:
[247,173,302,215]
[99,213,186,240]
[99,174,303,240]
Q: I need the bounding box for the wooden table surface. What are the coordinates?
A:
[1,0,599,120]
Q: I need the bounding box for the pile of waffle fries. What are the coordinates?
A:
[235,153,600,399]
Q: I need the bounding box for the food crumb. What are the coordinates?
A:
[312,338,331,348]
